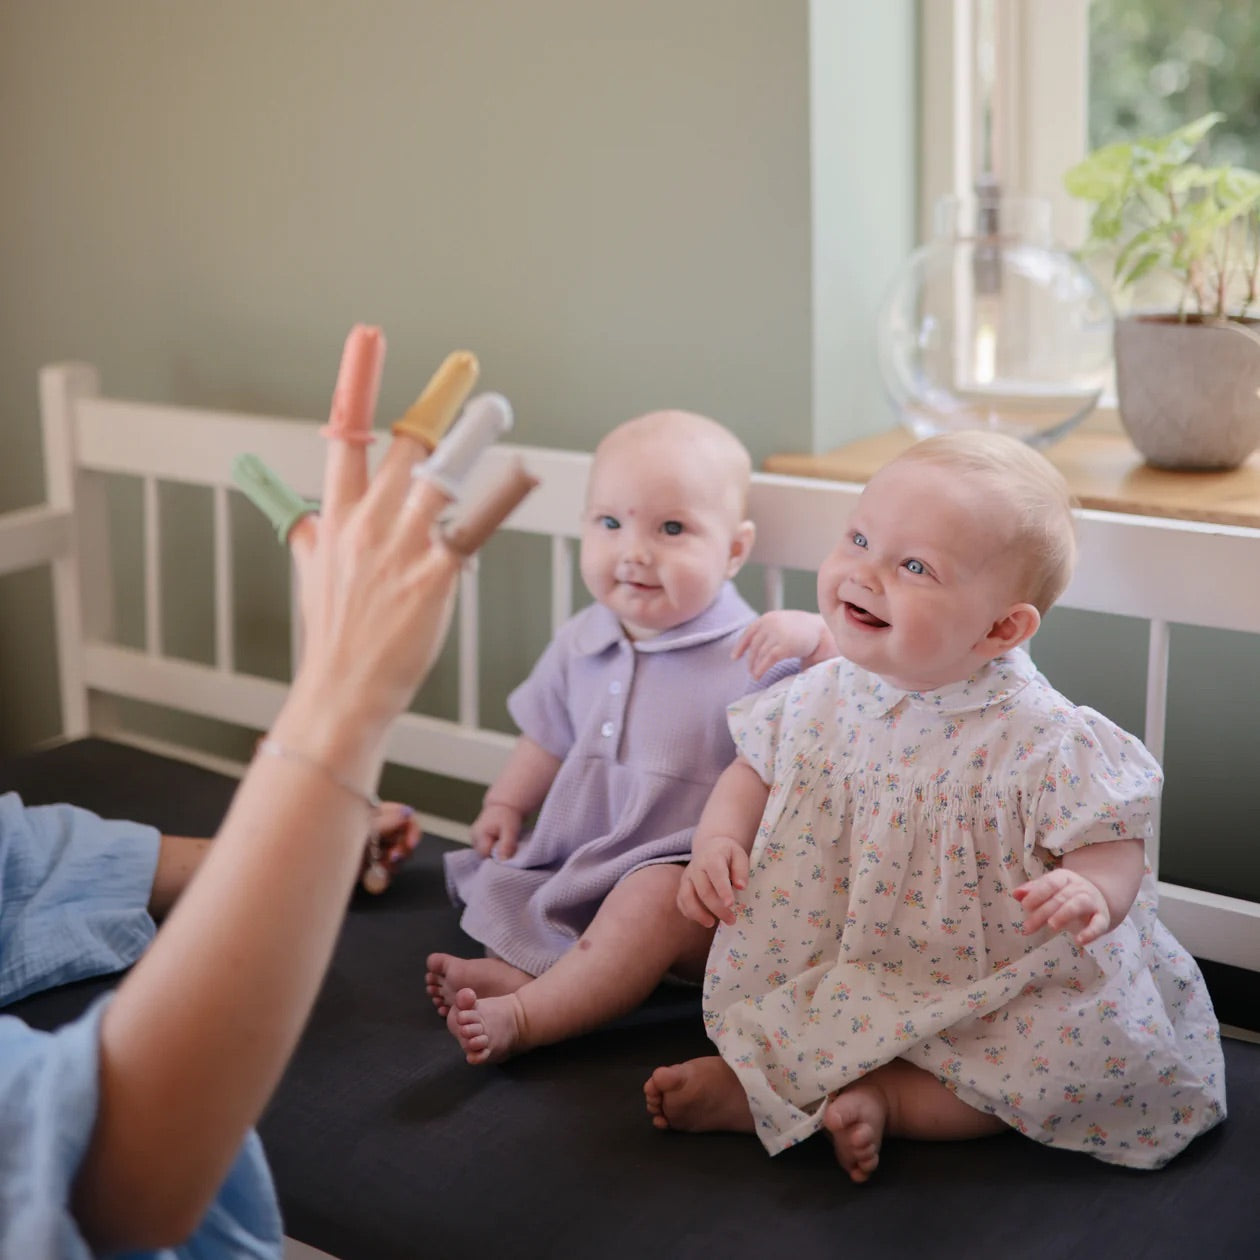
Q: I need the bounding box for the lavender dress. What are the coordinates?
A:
[445,583,796,975]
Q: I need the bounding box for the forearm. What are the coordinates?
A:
[74,690,385,1250]
[1060,837,1146,929]
[693,757,769,858]
[484,735,563,814]
[146,836,212,919]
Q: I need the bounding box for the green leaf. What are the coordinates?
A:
[1064,143,1134,200]
[1118,251,1163,289]
[1062,111,1255,303]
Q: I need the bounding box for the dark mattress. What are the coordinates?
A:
[3,738,1258,1260]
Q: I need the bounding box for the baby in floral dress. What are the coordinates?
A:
[644,431,1226,1179]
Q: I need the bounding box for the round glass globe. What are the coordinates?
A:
[877,194,1115,448]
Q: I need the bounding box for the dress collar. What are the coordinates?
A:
[844,647,1037,720]
[903,647,1038,715]
[572,582,752,656]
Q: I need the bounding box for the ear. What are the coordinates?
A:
[980,602,1040,658]
[726,519,756,578]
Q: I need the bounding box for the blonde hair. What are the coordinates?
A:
[892,432,1077,614]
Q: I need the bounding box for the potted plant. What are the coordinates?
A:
[1064,112,1260,469]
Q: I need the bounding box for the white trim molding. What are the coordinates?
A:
[919,0,1090,249]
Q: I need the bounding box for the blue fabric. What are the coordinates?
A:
[0,792,283,1258]
[0,792,160,1004]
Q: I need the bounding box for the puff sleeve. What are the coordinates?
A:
[726,672,798,786]
[1025,707,1163,862]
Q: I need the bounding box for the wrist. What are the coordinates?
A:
[267,692,388,802]
[692,830,726,859]
[482,795,524,816]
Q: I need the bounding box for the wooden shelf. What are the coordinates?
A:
[764,429,1260,530]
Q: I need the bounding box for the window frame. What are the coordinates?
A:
[919,0,1092,251]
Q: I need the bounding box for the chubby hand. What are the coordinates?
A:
[677,837,750,928]
[1014,867,1112,946]
[733,610,830,678]
[469,802,523,860]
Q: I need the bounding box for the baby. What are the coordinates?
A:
[645,431,1225,1178]
[427,410,810,1062]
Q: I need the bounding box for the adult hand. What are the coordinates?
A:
[72,326,531,1252]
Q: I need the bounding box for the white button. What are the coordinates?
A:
[600,721,615,738]
[609,680,622,695]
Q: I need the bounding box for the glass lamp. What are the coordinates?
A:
[876,186,1114,448]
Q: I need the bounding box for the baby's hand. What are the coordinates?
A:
[733,610,830,678]
[469,801,523,860]
[677,837,750,928]
[1014,868,1111,946]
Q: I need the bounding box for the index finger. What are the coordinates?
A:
[321,324,385,522]
[731,622,756,660]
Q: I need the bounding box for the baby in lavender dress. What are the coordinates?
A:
[427,410,818,1063]
[646,431,1224,1179]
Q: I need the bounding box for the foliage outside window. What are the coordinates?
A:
[1089,0,1260,169]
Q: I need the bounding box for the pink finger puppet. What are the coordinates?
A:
[321,323,386,444]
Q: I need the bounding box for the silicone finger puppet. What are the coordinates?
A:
[392,351,480,452]
[410,392,515,502]
[231,453,319,544]
[322,323,386,444]
[441,457,540,557]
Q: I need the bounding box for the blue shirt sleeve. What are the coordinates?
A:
[0,791,161,1005]
[0,995,283,1260]
[0,792,284,1256]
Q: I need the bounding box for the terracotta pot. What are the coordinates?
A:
[1113,314,1260,470]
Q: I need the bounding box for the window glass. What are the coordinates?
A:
[1089,0,1260,167]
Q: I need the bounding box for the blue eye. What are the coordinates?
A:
[905,558,925,575]
[852,531,868,549]
[662,520,683,536]
[599,515,620,530]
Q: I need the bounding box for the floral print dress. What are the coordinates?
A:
[704,651,1226,1168]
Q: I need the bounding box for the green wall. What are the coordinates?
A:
[0,0,916,758]
[1,3,1255,900]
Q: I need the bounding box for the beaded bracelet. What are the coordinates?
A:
[256,738,382,812]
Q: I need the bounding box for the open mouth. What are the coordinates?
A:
[844,601,889,629]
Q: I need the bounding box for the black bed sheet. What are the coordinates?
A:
[3,738,1258,1260]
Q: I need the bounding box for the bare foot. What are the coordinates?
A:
[447,987,527,1064]
[424,953,532,1017]
[822,1084,888,1183]
[643,1057,755,1133]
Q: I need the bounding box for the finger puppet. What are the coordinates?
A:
[322,323,385,444]
[231,454,318,543]
[392,350,480,451]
